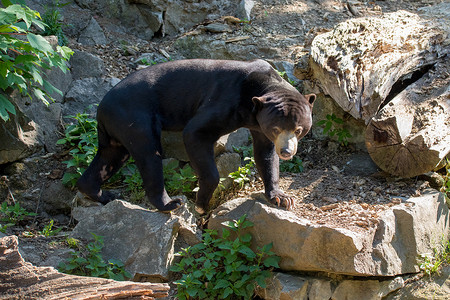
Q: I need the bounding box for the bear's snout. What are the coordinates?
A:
[274,131,298,160]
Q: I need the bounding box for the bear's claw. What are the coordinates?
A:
[270,194,295,210]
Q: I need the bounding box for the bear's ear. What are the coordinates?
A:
[252,96,265,112]
[305,94,316,106]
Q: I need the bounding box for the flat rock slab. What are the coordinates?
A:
[0,235,169,299]
[209,189,449,277]
[71,200,199,281]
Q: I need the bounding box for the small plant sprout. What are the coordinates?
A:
[58,233,131,281]
[317,113,352,146]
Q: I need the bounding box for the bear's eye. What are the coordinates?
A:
[273,127,281,135]
[295,127,303,136]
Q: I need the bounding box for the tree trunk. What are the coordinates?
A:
[309,8,448,124]
[0,235,170,300]
[365,60,450,178]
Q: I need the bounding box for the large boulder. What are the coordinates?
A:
[74,0,233,38]
[209,189,449,277]
[71,200,200,281]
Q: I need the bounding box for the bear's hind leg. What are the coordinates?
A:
[124,126,182,212]
[77,140,130,205]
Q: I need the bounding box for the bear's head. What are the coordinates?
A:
[253,91,315,160]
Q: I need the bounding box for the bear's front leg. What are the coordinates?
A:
[251,130,295,210]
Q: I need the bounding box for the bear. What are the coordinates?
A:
[76,59,315,214]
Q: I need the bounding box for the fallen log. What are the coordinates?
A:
[365,60,450,178]
[0,235,169,300]
[309,8,447,124]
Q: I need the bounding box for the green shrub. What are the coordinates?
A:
[163,160,198,195]
[0,1,73,121]
[58,233,131,281]
[171,215,280,299]
[41,0,70,46]
[57,112,98,187]
[317,114,352,146]
[280,156,303,173]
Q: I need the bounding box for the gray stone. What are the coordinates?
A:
[256,272,404,300]
[215,128,250,155]
[256,272,309,300]
[0,109,40,164]
[161,129,250,162]
[78,17,107,45]
[343,152,380,177]
[70,50,104,79]
[203,23,232,33]
[63,77,117,117]
[237,0,255,21]
[161,131,189,162]
[209,189,449,277]
[71,199,199,281]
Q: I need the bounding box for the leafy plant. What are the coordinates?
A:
[276,70,296,86]
[317,114,352,146]
[57,112,98,187]
[121,161,145,201]
[171,215,280,299]
[58,233,131,281]
[419,237,450,277]
[0,201,36,225]
[280,156,304,173]
[163,160,198,195]
[229,157,256,189]
[40,219,62,237]
[0,2,73,121]
[41,0,70,46]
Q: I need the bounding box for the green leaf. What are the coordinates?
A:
[0,93,15,121]
[263,256,280,268]
[238,245,256,259]
[26,33,53,53]
[214,279,230,290]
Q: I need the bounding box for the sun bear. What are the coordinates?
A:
[76,59,315,214]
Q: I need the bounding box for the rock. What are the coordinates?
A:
[343,152,380,177]
[174,33,279,60]
[203,23,232,33]
[71,200,199,281]
[256,272,404,300]
[0,109,40,165]
[309,9,447,123]
[386,266,450,300]
[77,17,107,45]
[63,77,118,117]
[209,189,449,276]
[161,131,189,162]
[332,278,404,300]
[269,60,300,86]
[74,0,232,38]
[70,50,104,79]
[161,129,250,162]
[255,272,309,300]
[215,152,242,180]
[214,128,250,155]
[237,0,255,21]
